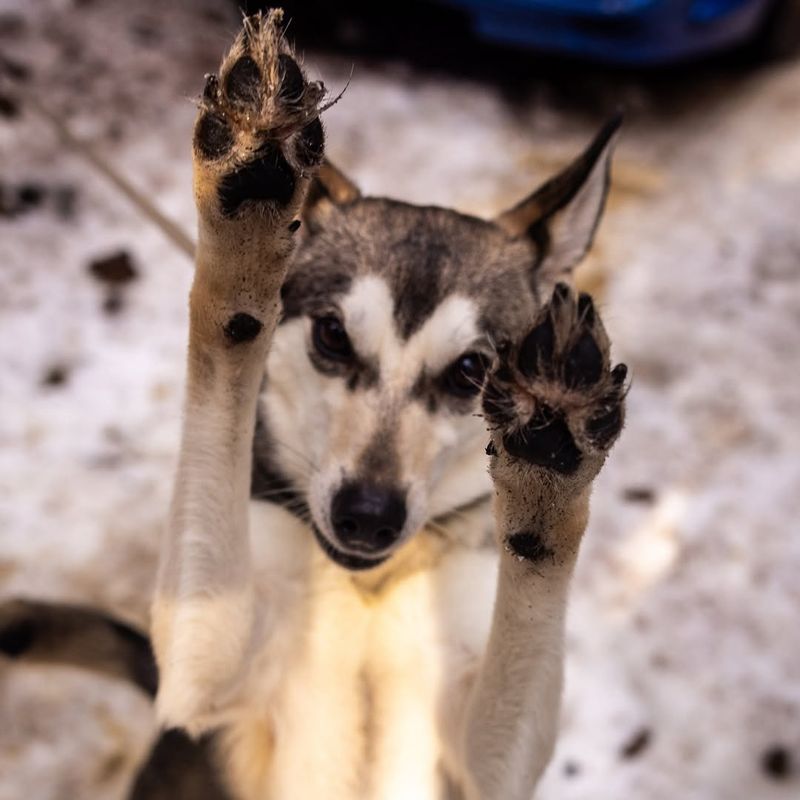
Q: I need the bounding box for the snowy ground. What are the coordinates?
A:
[1,0,799,798]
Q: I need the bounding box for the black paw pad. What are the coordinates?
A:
[218,143,296,215]
[564,331,603,388]
[278,54,305,105]
[195,112,234,160]
[0,618,36,657]
[586,403,623,448]
[503,407,582,474]
[224,312,263,343]
[225,55,261,105]
[296,118,324,167]
[518,316,555,378]
[507,531,554,563]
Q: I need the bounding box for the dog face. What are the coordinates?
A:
[255,117,620,570]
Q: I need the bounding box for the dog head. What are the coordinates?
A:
[255,116,621,570]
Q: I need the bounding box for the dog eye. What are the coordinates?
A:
[442,352,487,398]
[312,316,354,362]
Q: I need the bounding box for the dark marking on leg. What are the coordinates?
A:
[518,316,554,378]
[296,117,324,167]
[503,407,582,474]
[224,312,262,344]
[507,531,554,563]
[195,112,233,160]
[224,55,261,105]
[564,330,603,388]
[218,143,295,214]
[278,53,304,105]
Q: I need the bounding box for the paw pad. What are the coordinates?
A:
[506,531,555,563]
[193,10,328,215]
[195,112,234,160]
[483,283,627,474]
[502,406,583,474]
[278,53,305,105]
[218,143,296,216]
[224,55,262,105]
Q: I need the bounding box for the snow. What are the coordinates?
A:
[1,0,799,797]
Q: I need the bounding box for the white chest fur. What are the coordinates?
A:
[218,501,498,800]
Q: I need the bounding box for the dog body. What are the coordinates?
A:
[215,500,496,800]
[0,12,627,800]
[156,191,561,798]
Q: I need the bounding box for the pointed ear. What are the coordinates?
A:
[302,159,361,231]
[495,113,622,284]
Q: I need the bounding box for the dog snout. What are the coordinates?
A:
[331,483,407,553]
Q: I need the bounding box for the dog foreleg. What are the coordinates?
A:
[151,10,326,734]
[460,284,627,799]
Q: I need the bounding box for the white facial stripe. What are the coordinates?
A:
[340,276,482,391]
[406,294,481,375]
[340,275,399,362]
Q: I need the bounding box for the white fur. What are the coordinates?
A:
[155,182,606,797]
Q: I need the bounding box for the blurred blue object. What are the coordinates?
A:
[438,0,779,63]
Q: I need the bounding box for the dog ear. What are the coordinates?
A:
[302,159,361,231]
[495,114,622,285]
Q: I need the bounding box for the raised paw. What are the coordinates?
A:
[193,9,326,219]
[482,283,627,478]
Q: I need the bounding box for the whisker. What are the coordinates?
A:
[268,434,320,473]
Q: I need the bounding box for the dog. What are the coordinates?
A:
[0,10,626,800]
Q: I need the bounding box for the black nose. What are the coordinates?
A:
[331,483,407,554]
